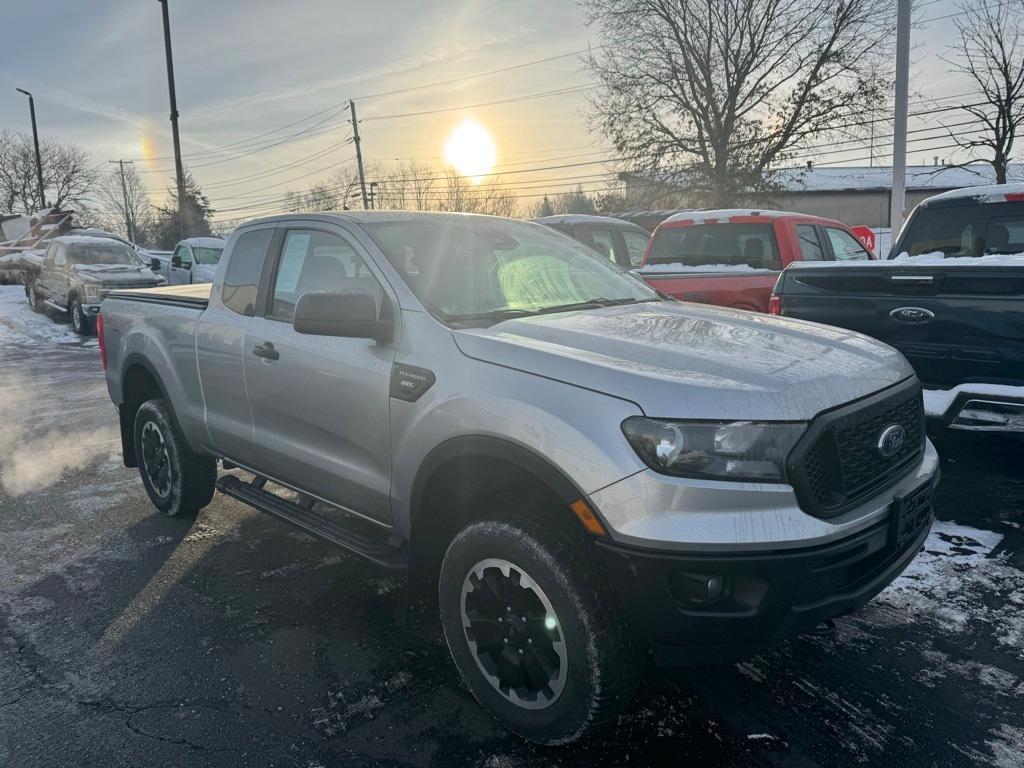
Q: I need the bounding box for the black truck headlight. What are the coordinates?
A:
[621,417,805,482]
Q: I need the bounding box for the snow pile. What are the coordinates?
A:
[923,384,1024,417]
[870,521,1024,657]
[787,252,1024,268]
[635,262,762,274]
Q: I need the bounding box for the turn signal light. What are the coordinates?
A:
[768,295,781,315]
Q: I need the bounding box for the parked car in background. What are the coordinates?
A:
[532,214,651,268]
[99,211,936,743]
[27,235,164,334]
[150,236,226,285]
[771,183,1024,434]
[636,210,875,312]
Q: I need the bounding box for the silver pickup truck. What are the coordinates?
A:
[99,212,939,744]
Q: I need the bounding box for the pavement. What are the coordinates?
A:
[1,283,1022,768]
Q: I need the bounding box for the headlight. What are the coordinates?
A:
[83,285,103,303]
[621,417,805,482]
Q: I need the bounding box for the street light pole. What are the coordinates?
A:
[15,88,46,210]
[890,0,912,239]
[157,0,187,239]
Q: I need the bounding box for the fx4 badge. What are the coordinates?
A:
[890,306,934,323]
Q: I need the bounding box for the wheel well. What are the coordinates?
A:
[119,364,164,467]
[407,452,584,620]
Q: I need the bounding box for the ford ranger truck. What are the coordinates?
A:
[98,212,938,744]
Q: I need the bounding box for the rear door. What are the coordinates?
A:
[241,223,397,524]
[196,225,277,458]
[779,264,1024,386]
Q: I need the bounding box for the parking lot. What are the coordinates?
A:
[1,282,1022,768]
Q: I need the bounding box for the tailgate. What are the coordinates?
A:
[779,265,1024,386]
[638,270,778,310]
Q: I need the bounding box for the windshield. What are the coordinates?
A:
[647,223,781,269]
[365,218,660,325]
[66,243,139,266]
[896,202,1024,257]
[193,246,223,265]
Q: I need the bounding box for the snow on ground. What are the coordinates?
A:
[0,283,97,347]
[870,521,1024,658]
[923,384,1024,417]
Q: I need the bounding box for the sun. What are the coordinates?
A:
[444,120,497,183]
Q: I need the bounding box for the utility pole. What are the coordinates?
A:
[158,0,187,238]
[15,88,46,209]
[109,159,136,243]
[349,100,370,210]
[890,0,911,236]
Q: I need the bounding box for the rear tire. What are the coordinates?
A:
[133,398,216,517]
[439,509,639,745]
[70,298,92,335]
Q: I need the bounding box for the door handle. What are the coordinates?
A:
[251,341,279,361]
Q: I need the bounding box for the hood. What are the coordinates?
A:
[453,302,913,421]
[74,264,161,283]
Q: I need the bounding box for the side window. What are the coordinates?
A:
[222,228,273,316]
[622,231,650,267]
[173,244,191,265]
[825,227,872,261]
[588,229,617,263]
[269,229,382,322]
[796,225,825,261]
[53,244,67,267]
[986,215,1024,255]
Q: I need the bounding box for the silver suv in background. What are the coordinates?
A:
[99,212,938,743]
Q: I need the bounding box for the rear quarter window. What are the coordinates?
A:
[222,228,273,316]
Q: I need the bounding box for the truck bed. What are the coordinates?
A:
[108,282,211,309]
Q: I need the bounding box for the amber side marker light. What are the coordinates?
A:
[570,499,607,537]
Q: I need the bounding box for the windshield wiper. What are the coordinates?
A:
[444,307,539,326]
[535,297,655,315]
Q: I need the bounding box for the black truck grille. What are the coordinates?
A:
[789,381,925,519]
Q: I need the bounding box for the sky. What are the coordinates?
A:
[0,0,984,222]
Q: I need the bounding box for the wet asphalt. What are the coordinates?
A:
[0,284,1022,768]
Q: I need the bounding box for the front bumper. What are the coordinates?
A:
[595,471,937,665]
[82,302,102,316]
[923,385,1024,433]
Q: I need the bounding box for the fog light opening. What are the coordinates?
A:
[670,571,732,607]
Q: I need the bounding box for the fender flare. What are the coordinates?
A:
[408,434,585,523]
[117,354,181,467]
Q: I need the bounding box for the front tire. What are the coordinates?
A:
[439,513,639,745]
[27,283,44,313]
[133,398,216,517]
[69,298,92,335]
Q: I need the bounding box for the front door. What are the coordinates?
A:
[169,244,193,285]
[242,226,396,524]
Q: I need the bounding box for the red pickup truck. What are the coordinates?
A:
[635,210,875,312]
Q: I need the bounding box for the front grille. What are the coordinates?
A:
[789,382,925,518]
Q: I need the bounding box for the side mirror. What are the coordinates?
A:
[170,255,183,268]
[150,257,162,271]
[293,290,393,341]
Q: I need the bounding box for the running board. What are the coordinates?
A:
[216,474,407,570]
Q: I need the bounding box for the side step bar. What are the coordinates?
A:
[216,474,407,570]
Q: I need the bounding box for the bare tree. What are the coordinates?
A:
[583,0,894,206]
[943,0,1024,184]
[0,130,97,214]
[94,162,154,243]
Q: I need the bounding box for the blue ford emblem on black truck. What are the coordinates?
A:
[890,307,934,323]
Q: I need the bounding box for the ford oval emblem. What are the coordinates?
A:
[890,306,934,323]
[877,424,907,458]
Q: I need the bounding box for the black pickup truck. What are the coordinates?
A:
[771,184,1024,434]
